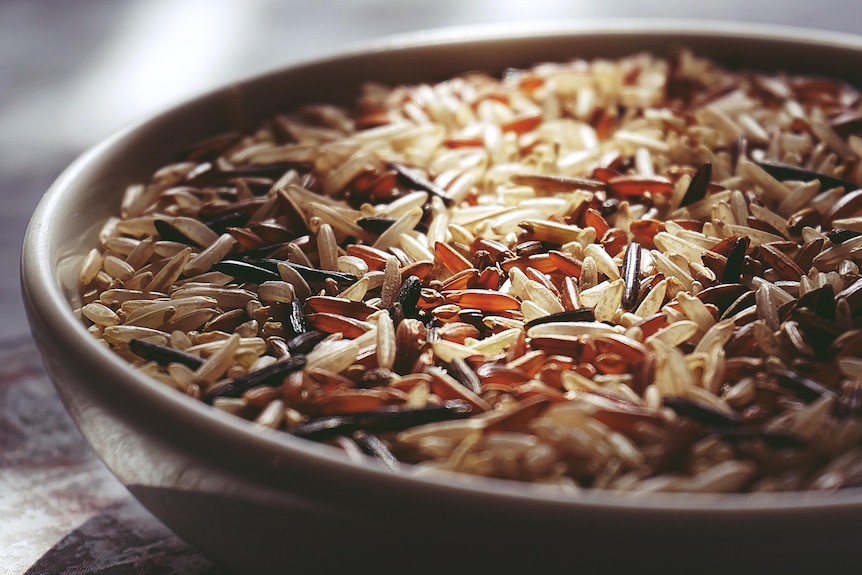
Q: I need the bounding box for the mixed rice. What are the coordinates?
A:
[78,49,862,493]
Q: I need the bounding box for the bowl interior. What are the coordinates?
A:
[21,20,862,541]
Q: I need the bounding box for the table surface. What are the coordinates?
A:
[4,1,862,573]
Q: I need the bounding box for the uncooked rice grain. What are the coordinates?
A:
[78,48,862,493]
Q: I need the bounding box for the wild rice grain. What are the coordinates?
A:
[79,49,862,493]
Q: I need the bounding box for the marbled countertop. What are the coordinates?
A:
[3,1,862,573]
[0,341,222,574]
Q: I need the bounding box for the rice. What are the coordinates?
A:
[78,48,862,493]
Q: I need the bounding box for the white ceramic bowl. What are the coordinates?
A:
[22,21,862,574]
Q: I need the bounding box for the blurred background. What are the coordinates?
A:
[2,1,861,573]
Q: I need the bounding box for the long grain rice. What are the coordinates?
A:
[77,49,862,493]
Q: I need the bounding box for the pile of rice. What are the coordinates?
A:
[78,49,862,493]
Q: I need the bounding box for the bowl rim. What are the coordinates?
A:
[21,18,862,521]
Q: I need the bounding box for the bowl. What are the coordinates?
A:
[21,20,862,574]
